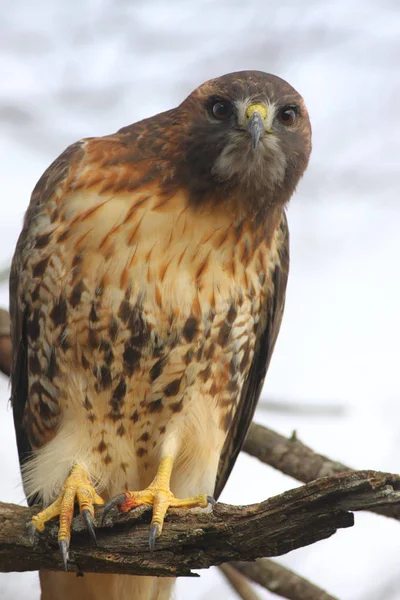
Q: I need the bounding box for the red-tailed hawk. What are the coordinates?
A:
[10,71,311,600]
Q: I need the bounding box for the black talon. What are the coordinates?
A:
[102,493,126,525]
[82,509,96,543]
[59,539,69,571]
[149,523,159,553]
[207,495,216,506]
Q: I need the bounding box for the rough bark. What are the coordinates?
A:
[0,471,400,577]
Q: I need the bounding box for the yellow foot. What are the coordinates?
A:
[31,464,104,569]
[102,456,215,551]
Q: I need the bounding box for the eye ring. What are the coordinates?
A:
[210,100,233,121]
[278,106,299,126]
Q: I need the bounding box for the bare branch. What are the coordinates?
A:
[257,398,345,417]
[220,564,262,600]
[0,471,399,576]
[244,423,348,481]
[231,559,337,600]
[243,423,400,521]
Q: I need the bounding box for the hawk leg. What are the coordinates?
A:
[31,463,104,569]
[102,455,214,551]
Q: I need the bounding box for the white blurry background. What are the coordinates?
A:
[0,1,400,598]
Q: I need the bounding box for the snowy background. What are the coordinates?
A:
[1,1,400,598]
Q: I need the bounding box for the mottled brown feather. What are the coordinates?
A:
[10,141,86,502]
[214,213,289,498]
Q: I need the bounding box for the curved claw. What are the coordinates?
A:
[81,509,96,543]
[59,539,69,571]
[102,493,127,525]
[149,523,160,553]
[207,495,216,507]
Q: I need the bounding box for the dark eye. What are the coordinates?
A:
[211,100,233,120]
[278,106,298,126]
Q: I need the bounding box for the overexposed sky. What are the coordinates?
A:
[1,1,400,599]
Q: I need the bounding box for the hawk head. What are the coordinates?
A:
[173,70,312,209]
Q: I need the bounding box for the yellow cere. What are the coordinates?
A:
[245,104,268,121]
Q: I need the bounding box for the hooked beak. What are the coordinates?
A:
[245,104,267,150]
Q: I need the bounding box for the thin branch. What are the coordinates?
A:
[220,564,262,600]
[257,398,345,417]
[243,423,400,521]
[0,471,400,576]
[231,559,337,600]
[244,423,349,481]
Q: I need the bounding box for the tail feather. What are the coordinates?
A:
[40,571,175,600]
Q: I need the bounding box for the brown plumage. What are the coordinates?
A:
[10,70,311,600]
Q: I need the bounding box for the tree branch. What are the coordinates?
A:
[244,423,400,521]
[257,398,345,417]
[1,471,400,576]
[220,563,262,600]
[231,559,337,600]
[244,423,349,482]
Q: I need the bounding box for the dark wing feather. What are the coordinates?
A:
[10,246,35,503]
[214,212,289,499]
[9,142,84,505]
[10,308,34,502]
